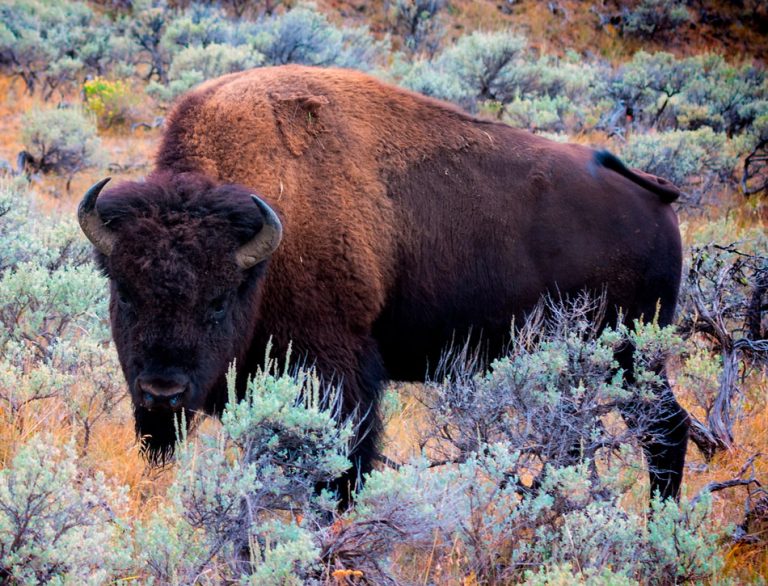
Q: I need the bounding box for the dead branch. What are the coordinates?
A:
[691,454,762,509]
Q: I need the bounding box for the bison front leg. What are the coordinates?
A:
[616,346,690,500]
[315,338,387,510]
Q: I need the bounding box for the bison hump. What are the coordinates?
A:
[271,93,329,157]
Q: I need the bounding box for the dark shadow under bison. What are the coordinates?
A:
[78,65,689,507]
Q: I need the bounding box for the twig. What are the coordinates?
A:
[691,453,762,508]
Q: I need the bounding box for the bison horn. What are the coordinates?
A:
[78,177,116,256]
[235,195,283,269]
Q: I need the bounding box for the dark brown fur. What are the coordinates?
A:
[92,65,688,502]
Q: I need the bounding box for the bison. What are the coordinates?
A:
[78,65,688,504]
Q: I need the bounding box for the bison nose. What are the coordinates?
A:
[137,375,189,411]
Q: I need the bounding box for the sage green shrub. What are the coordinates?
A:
[161,3,254,51]
[0,181,108,361]
[621,128,736,204]
[0,180,116,442]
[253,5,387,70]
[0,435,133,584]
[135,362,352,583]
[0,0,127,99]
[387,0,447,55]
[20,107,103,185]
[147,43,264,103]
[620,0,691,39]
[400,31,602,128]
[681,54,767,135]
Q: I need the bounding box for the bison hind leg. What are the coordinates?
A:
[643,388,689,500]
[615,345,689,501]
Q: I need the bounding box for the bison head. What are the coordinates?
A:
[78,172,282,462]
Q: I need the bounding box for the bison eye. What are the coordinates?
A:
[115,285,132,307]
[209,295,228,322]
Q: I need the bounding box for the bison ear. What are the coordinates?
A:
[271,93,329,157]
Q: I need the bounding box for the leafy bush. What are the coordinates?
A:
[161,3,253,52]
[20,107,102,185]
[431,30,528,110]
[121,0,172,82]
[0,0,125,99]
[135,362,353,583]
[680,54,768,135]
[0,262,107,361]
[0,179,48,272]
[148,43,263,103]
[357,440,723,584]
[0,435,132,584]
[0,180,120,454]
[0,179,93,278]
[131,2,258,92]
[621,128,736,204]
[609,51,695,129]
[399,31,527,110]
[0,199,101,437]
[396,59,471,106]
[361,297,725,584]
[386,0,446,56]
[254,5,387,70]
[84,77,139,128]
[503,95,575,132]
[143,3,387,101]
[399,32,600,120]
[0,330,122,452]
[420,295,682,473]
[608,52,768,136]
[55,338,127,450]
[620,0,691,38]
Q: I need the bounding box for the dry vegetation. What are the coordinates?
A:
[0,0,766,584]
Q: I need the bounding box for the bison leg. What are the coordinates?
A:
[317,340,386,509]
[644,385,689,500]
[616,346,689,500]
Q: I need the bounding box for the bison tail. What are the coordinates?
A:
[593,149,681,204]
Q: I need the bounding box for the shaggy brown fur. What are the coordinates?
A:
[88,65,688,504]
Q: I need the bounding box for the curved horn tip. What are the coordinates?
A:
[78,177,116,257]
[235,195,283,269]
[250,194,283,239]
[79,177,112,213]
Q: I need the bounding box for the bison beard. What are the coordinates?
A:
[78,65,689,506]
[134,405,188,465]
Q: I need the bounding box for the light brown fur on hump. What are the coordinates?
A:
[158,66,496,332]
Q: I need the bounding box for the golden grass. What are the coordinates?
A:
[0,77,33,164]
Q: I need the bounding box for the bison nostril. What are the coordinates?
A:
[137,375,189,410]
